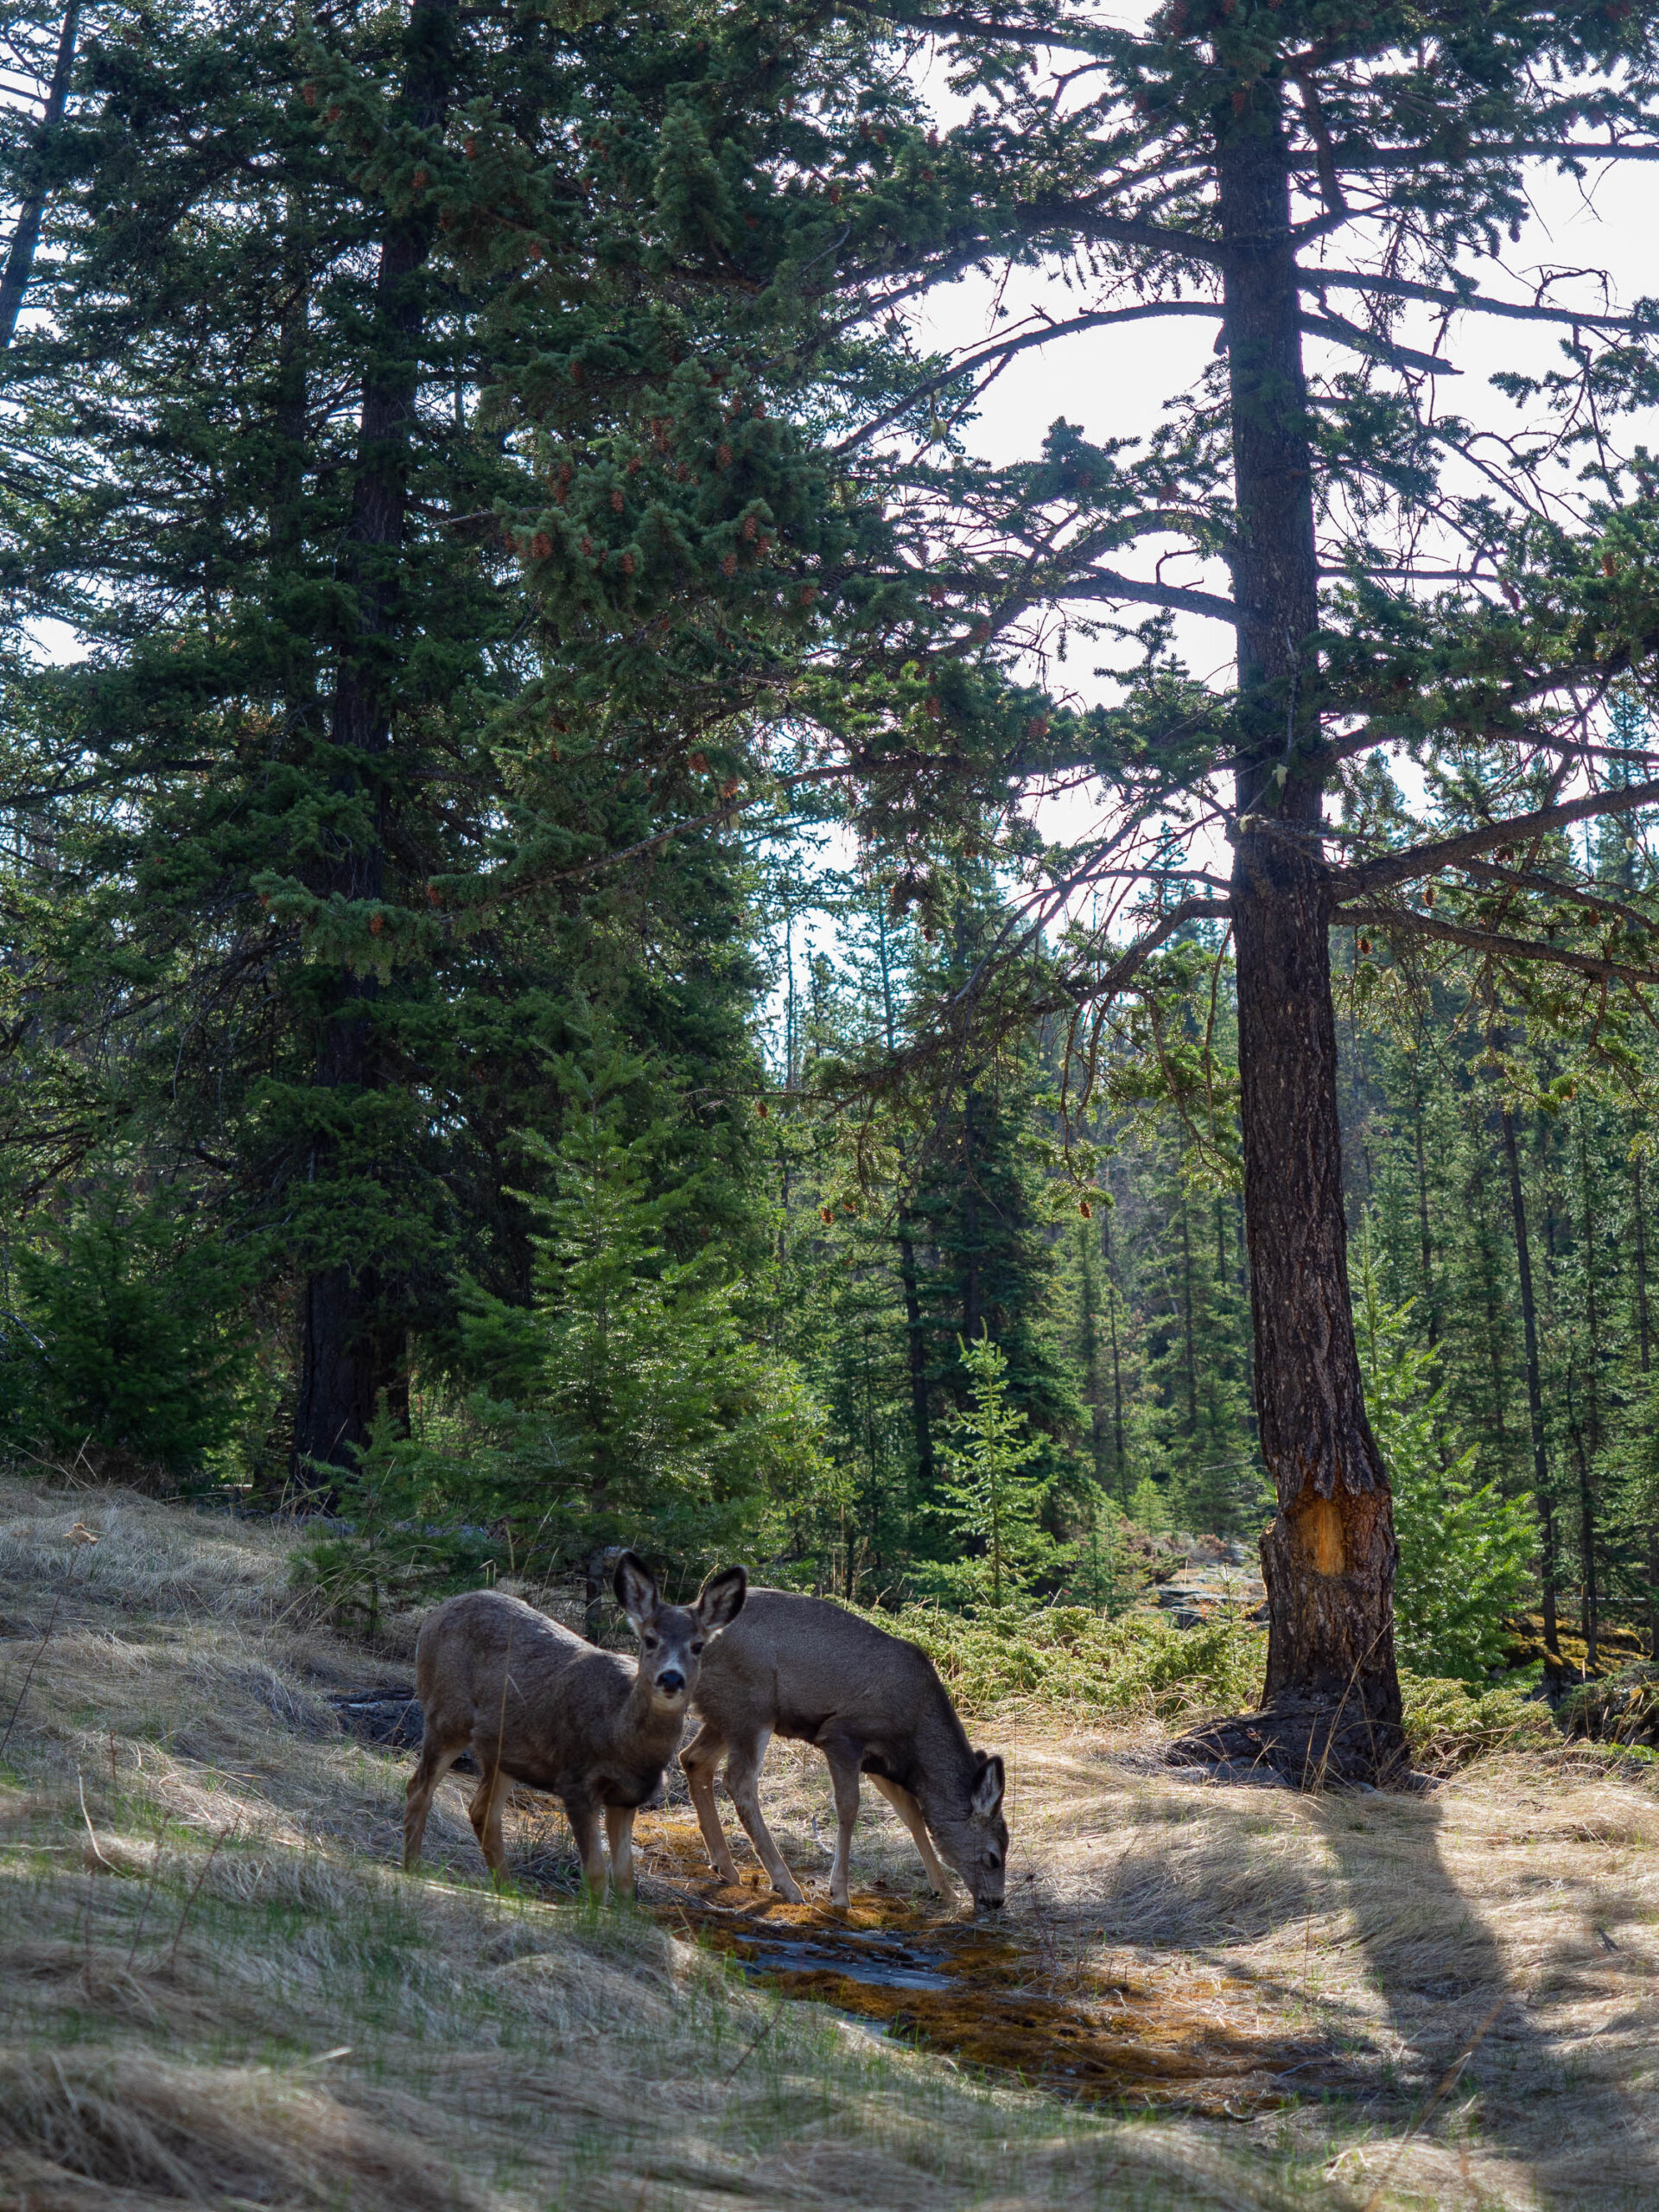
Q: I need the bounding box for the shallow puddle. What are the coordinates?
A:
[626,1815,1346,2116]
[737,1934,953,1992]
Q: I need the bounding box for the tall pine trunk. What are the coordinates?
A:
[292,0,454,1484]
[1178,98,1404,1783]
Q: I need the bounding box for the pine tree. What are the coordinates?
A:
[833,0,1659,1780]
[1355,1231,1534,1682]
[0,0,913,1491]
[461,1048,818,1630]
[923,1332,1061,1611]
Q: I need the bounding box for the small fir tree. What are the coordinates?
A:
[1356,1233,1534,1681]
[463,1051,820,1623]
[292,1402,495,1637]
[923,1331,1060,1611]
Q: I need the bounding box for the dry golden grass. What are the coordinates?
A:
[0,1478,1319,2212]
[3,1473,1656,2210]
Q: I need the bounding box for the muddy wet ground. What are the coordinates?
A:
[604,1812,1357,2118]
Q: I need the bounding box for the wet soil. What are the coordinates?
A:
[626,1815,1351,2117]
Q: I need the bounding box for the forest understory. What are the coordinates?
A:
[3,1478,1656,2212]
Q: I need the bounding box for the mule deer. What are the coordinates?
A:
[404,1552,746,1894]
[681,1589,1007,1911]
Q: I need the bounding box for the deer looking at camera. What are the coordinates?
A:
[404,1552,746,1895]
[681,1589,1008,1912]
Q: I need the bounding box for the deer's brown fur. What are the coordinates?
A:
[404,1553,745,1895]
[681,1588,1007,1910]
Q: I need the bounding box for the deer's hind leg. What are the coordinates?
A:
[467,1759,512,1878]
[721,1728,804,1904]
[820,1736,865,1910]
[404,1735,464,1870]
[682,1721,744,1887]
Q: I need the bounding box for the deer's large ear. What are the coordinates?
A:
[696,1564,747,1633]
[614,1551,660,1630]
[969,1752,1005,1821]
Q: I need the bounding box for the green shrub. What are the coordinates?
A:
[918,1333,1063,1610]
[1560,1662,1659,1749]
[461,1050,823,1592]
[290,1408,499,1636]
[862,1600,1266,1724]
[1399,1671,1558,1773]
[0,1194,247,1476]
[1357,1235,1535,1680]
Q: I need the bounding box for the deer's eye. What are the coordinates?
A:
[983,1851,1001,1870]
[690,1640,705,1656]
[642,1632,659,1649]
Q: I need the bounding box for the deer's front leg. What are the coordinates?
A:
[868,1774,957,1898]
[565,1794,607,1898]
[605,1804,637,1899]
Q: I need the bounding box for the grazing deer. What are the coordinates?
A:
[681,1589,1008,1912]
[404,1552,746,1895]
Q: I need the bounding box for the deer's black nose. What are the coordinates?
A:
[657,1669,685,1696]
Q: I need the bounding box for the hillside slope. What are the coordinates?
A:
[3,1476,1657,2209]
[0,1478,1306,2212]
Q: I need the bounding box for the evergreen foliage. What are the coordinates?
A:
[461,1048,821,1599]
[1355,1232,1535,1681]
[0,1192,246,1475]
[922,1332,1059,1611]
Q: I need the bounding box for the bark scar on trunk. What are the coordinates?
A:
[1294,1491,1346,1575]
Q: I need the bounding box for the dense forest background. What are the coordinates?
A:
[6,0,1659,1700]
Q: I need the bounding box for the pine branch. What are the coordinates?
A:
[1327,138,1659,169]
[868,4,1118,59]
[1047,566,1239,624]
[835,301,1222,455]
[1013,200,1225,269]
[1299,270,1650,338]
[1300,311,1459,378]
[1337,902,1659,988]
[1332,778,1659,898]
[1459,858,1658,938]
[1040,896,1234,1014]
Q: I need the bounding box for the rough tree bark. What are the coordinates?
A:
[1172,97,1406,1784]
[292,0,454,1484]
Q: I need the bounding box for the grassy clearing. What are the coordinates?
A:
[0,1477,1322,2212]
[3,1478,1657,2210]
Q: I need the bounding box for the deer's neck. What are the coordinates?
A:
[912,1696,978,1819]
[619,1668,680,1756]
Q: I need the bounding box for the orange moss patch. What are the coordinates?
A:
[732,1966,1331,2115]
[628,1818,1339,2117]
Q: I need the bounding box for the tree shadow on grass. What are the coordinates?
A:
[1314,1789,1659,2209]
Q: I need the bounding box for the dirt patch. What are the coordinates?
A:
[626,1815,1345,2116]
